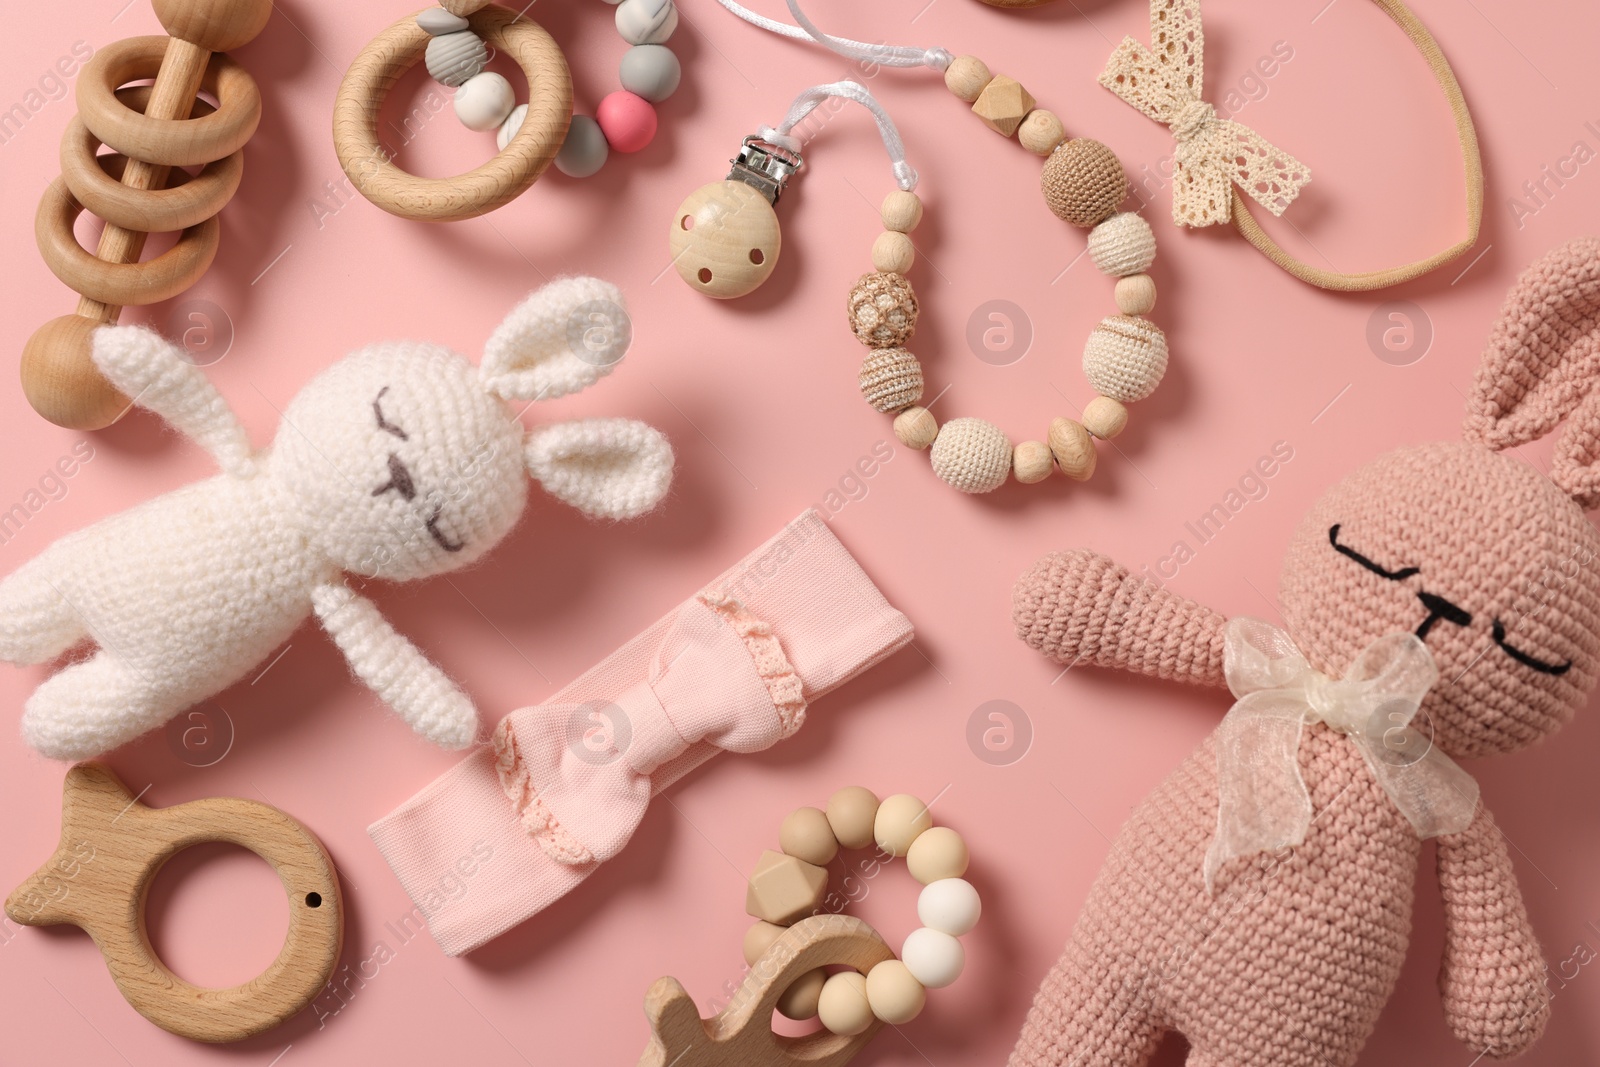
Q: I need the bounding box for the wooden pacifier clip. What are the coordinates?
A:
[5,764,343,1043]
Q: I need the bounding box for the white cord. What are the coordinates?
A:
[760,81,918,190]
[715,0,953,71]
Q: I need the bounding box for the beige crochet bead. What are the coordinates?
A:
[780,806,840,867]
[972,75,1035,138]
[943,54,991,102]
[881,190,923,233]
[743,920,786,964]
[1083,315,1169,403]
[1088,212,1157,277]
[906,826,970,884]
[1018,109,1066,155]
[858,349,924,413]
[1040,138,1128,228]
[825,786,880,849]
[818,971,873,1036]
[893,406,939,450]
[1083,395,1129,439]
[930,417,1012,494]
[746,849,827,925]
[847,271,919,348]
[866,959,926,1024]
[1048,417,1097,481]
[871,230,916,275]
[1114,273,1157,316]
[777,968,827,1020]
[873,793,933,857]
[1012,440,1054,484]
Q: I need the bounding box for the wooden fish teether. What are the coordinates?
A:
[5,763,342,1043]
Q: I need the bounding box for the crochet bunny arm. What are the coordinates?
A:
[311,583,479,750]
[1436,803,1551,1058]
[1013,549,1229,687]
[90,325,255,478]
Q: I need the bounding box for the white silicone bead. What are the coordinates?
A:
[555,115,610,178]
[426,30,488,88]
[453,71,515,131]
[917,878,981,937]
[619,44,682,102]
[496,103,527,151]
[615,0,678,45]
[900,927,966,989]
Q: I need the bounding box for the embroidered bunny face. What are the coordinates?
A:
[1281,440,1600,760]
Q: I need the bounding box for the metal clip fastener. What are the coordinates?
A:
[726,136,804,205]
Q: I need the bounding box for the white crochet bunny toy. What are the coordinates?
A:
[0,277,674,761]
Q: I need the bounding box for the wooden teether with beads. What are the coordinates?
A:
[5,763,342,1044]
[21,0,271,432]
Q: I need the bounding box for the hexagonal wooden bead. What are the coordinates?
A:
[1048,417,1097,481]
[1083,395,1129,440]
[881,190,923,233]
[893,406,939,450]
[1012,440,1054,484]
[943,55,992,102]
[872,230,916,274]
[746,849,828,925]
[1018,109,1066,155]
[972,75,1035,138]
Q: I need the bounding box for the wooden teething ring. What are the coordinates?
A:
[332,4,573,222]
[5,764,343,1044]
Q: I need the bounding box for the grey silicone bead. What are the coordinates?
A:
[614,0,678,46]
[618,45,681,103]
[425,30,488,88]
[555,115,610,178]
[417,7,470,34]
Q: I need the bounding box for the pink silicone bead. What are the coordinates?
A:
[596,90,658,153]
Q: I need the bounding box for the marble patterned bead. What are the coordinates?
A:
[930,418,1011,494]
[1083,395,1129,439]
[858,348,924,413]
[1083,315,1169,402]
[881,190,923,233]
[871,230,915,274]
[892,406,939,450]
[426,29,488,88]
[943,54,992,102]
[847,271,918,348]
[1114,273,1157,315]
[496,103,527,151]
[555,114,609,177]
[618,44,681,102]
[417,7,470,34]
[615,0,677,45]
[1088,212,1157,276]
[453,71,514,131]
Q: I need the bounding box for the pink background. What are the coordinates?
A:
[3,0,1600,1063]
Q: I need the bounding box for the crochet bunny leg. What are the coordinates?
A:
[0,556,88,664]
[20,651,178,760]
[1008,952,1165,1067]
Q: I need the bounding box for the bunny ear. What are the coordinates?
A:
[1464,237,1600,452]
[480,277,633,402]
[525,418,674,519]
[1553,387,1600,509]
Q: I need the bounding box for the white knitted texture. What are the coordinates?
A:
[930,417,1012,494]
[1087,212,1157,277]
[0,277,674,761]
[1082,315,1170,403]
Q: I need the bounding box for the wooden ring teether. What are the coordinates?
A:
[331,4,572,222]
[4,764,343,1044]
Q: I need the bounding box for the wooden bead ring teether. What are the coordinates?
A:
[5,764,343,1044]
[332,4,573,222]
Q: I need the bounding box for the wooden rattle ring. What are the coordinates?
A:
[332,4,572,222]
[640,915,894,1067]
[5,764,342,1044]
[61,88,243,232]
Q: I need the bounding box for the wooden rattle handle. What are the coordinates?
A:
[21,0,270,431]
[5,763,342,1044]
[638,915,894,1067]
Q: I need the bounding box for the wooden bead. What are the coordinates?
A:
[865,960,926,1024]
[440,0,495,14]
[901,927,965,989]
[825,786,880,850]
[847,271,918,348]
[906,826,970,884]
[1040,138,1128,228]
[746,850,828,926]
[918,877,982,937]
[152,0,273,52]
[1048,417,1097,481]
[1114,273,1157,315]
[1018,109,1066,155]
[670,180,781,299]
[943,55,991,102]
[780,807,839,867]
[1012,440,1054,484]
[1088,212,1157,276]
[893,406,939,450]
[1083,316,1169,403]
[871,230,916,275]
[1083,395,1129,439]
[742,920,786,965]
[859,349,924,413]
[881,190,923,233]
[930,417,1011,494]
[21,315,131,431]
[873,794,933,857]
[972,75,1036,138]
[777,968,826,1020]
[818,971,873,1036]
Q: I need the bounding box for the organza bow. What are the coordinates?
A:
[1204,617,1480,892]
[1099,0,1311,228]
[491,592,805,866]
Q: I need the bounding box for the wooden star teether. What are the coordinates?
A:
[5,764,343,1043]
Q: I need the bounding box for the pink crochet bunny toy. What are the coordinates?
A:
[1008,238,1600,1067]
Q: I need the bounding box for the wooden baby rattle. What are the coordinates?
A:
[21,0,270,431]
[332,1,572,222]
[5,763,343,1043]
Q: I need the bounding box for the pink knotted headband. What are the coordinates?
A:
[369,511,914,955]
